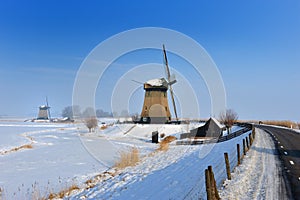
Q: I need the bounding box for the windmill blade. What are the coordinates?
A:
[169,85,178,122]
[168,74,177,85]
[131,80,144,85]
[162,44,178,122]
[46,96,51,121]
[163,44,171,82]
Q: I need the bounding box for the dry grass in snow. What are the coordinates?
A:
[47,184,79,199]
[157,136,177,151]
[0,144,33,155]
[114,147,140,169]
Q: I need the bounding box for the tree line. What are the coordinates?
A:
[61,106,113,119]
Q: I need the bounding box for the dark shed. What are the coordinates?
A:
[190,117,225,138]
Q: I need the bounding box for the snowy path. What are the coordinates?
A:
[219,128,288,200]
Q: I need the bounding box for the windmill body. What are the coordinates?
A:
[140,78,171,124]
[36,97,51,121]
[37,105,50,120]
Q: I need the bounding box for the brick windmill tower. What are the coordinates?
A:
[140,45,179,124]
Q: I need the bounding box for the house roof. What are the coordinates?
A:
[210,117,225,129]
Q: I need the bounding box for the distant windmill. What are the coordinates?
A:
[36,97,51,121]
[139,45,179,124]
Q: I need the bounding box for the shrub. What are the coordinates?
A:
[158,136,176,151]
[114,148,140,169]
[84,117,98,132]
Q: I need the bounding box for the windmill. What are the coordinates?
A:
[36,97,51,121]
[139,45,179,124]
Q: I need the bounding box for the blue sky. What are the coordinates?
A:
[0,0,299,121]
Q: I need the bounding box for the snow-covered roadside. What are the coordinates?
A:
[219,128,288,200]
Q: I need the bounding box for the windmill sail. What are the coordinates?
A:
[163,45,179,122]
[46,96,51,121]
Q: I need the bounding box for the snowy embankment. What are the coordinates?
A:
[69,129,253,199]
[219,128,288,200]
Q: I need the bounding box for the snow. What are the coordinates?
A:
[0,119,281,200]
[146,78,167,87]
[39,105,49,109]
[68,129,253,199]
[222,125,244,136]
[219,128,288,199]
[0,122,105,199]
[0,120,204,199]
[0,122,66,152]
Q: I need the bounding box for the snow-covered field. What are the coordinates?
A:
[0,119,273,200]
[0,121,105,199]
[0,119,204,199]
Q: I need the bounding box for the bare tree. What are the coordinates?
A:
[84,117,98,133]
[62,105,81,119]
[219,109,238,134]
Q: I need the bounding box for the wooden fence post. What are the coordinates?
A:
[208,166,220,200]
[246,137,249,150]
[208,166,215,198]
[252,127,256,139]
[249,133,252,146]
[205,169,212,200]
[237,144,241,165]
[224,153,231,180]
[243,139,246,155]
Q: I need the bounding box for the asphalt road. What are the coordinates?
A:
[257,125,300,200]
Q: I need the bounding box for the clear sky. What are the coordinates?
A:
[0,0,299,121]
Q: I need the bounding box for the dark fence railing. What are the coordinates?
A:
[176,123,252,145]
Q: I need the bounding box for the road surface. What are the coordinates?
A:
[257,125,300,200]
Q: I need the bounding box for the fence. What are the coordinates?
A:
[176,123,252,145]
[182,124,255,199]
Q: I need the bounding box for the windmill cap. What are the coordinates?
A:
[39,105,50,109]
[145,78,168,87]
